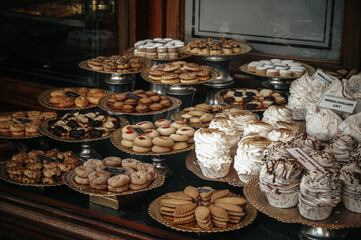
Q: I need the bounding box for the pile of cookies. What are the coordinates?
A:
[219,88,288,110]
[185,38,242,55]
[120,120,195,153]
[148,61,213,84]
[74,157,157,193]
[87,55,143,73]
[159,186,247,230]
[0,111,57,137]
[106,89,173,113]
[6,149,79,185]
[48,87,107,108]
[48,109,122,140]
[246,59,305,78]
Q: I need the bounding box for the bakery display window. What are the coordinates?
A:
[0,0,118,87]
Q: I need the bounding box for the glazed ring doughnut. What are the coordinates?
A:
[129,181,151,190]
[154,119,171,128]
[108,184,129,193]
[75,176,90,185]
[135,121,154,130]
[133,136,153,147]
[122,130,138,141]
[90,183,107,190]
[176,127,195,137]
[143,129,160,139]
[121,125,137,133]
[169,133,189,142]
[107,174,130,187]
[152,136,174,148]
[151,145,171,153]
[170,121,187,129]
[121,167,137,176]
[75,166,95,178]
[136,163,156,177]
[83,159,104,167]
[130,171,149,185]
[121,139,134,148]
[132,145,152,153]
[157,126,176,136]
[172,142,188,150]
[122,158,140,169]
[103,156,122,167]
[88,171,111,185]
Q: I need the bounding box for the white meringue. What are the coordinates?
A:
[243,120,274,137]
[209,116,240,147]
[338,112,361,142]
[262,106,293,128]
[266,128,296,143]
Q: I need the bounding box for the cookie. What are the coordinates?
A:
[211,189,231,203]
[160,198,193,208]
[167,192,193,202]
[184,186,199,202]
[214,196,247,206]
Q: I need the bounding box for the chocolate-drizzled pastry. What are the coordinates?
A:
[69,129,86,138]
[53,126,67,136]
[264,96,275,101]
[245,91,256,97]
[224,97,235,104]
[90,128,105,138]
[234,91,243,97]
[67,119,79,128]
[242,96,254,104]
[219,91,227,97]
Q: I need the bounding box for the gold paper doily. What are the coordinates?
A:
[38,88,114,111]
[179,43,252,57]
[215,88,288,111]
[0,112,43,139]
[98,94,182,116]
[110,128,195,156]
[63,168,165,197]
[239,62,316,79]
[140,67,220,85]
[126,48,192,61]
[78,57,152,75]
[243,177,361,229]
[148,191,257,233]
[39,117,129,143]
[186,149,245,187]
[0,162,64,187]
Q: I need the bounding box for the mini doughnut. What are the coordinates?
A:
[122,158,140,169]
[122,130,138,141]
[121,139,134,148]
[122,167,137,176]
[157,126,176,136]
[133,145,152,153]
[151,145,171,153]
[169,133,189,142]
[172,142,188,150]
[176,127,195,137]
[152,136,174,147]
[130,171,150,185]
[143,129,160,138]
[90,183,107,190]
[88,171,111,185]
[133,136,153,147]
[129,181,151,190]
[108,184,129,193]
[136,163,156,177]
[170,121,187,129]
[122,125,137,133]
[83,159,104,168]
[103,156,122,167]
[107,174,130,187]
[149,103,163,111]
[154,119,171,128]
[136,121,154,130]
[75,176,90,185]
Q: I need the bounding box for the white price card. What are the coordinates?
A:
[286,148,322,171]
[313,69,336,84]
[318,95,357,114]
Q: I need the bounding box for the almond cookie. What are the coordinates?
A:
[129,181,151,190]
[133,136,153,147]
[157,126,176,136]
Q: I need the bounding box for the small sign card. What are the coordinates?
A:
[133,128,146,135]
[197,187,213,193]
[318,95,357,114]
[125,93,142,100]
[313,69,336,84]
[65,91,80,98]
[104,167,126,174]
[286,148,322,171]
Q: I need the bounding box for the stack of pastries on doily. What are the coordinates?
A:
[194,72,361,220]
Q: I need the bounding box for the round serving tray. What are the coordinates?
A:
[78,57,152,75]
[148,191,257,233]
[140,66,220,86]
[0,162,64,187]
[63,168,165,197]
[98,94,182,116]
[110,128,195,156]
[215,88,288,112]
[243,177,361,230]
[126,48,192,61]
[0,112,43,139]
[38,88,114,111]
[239,61,316,79]
[179,43,252,57]
[39,117,129,143]
[186,149,245,187]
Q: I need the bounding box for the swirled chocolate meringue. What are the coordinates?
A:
[243,120,274,138]
[263,141,295,161]
[209,116,239,147]
[309,150,340,172]
[267,128,296,143]
[305,106,342,141]
[338,112,361,142]
[262,106,293,128]
[325,134,358,165]
[292,133,321,155]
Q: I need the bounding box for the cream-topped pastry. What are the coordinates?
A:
[292,133,321,155]
[228,111,258,135]
[266,128,296,143]
[304,79,328,110]
[209,116,239,147]
[263,141,295,161]
[243,120,274,138]
[309,150,340,172]
[305,106,342,141]
[298,169,341,220]
[194,128,232,178]
[338,112,361,142]
[287,74,313,120]
[234,135,271,182]
[262,106,292,128]
[340,161,361,213]
[325,134,358,165]
[259,158,303,208]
